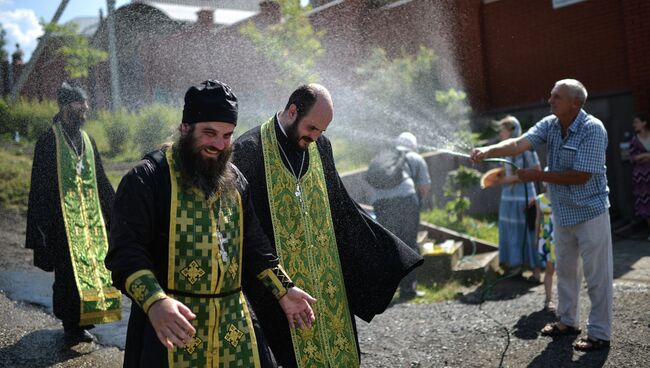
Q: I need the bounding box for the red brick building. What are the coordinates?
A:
[12,0,650,219]
[15,0,649,115]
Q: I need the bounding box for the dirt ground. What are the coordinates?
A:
[1,209,649,367]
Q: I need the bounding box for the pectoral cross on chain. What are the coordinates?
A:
[295,182,307,215]
[76,160,84,175]
[217,230,229,263]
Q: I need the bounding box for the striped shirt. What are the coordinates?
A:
[523,109,610,227]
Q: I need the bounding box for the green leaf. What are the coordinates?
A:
[42,21,107,79]
[239,0,324,89]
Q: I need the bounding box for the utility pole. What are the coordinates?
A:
[107,0,121,109]
[9,0,70,100]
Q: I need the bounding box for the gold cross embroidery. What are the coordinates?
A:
[304,340,318,358]
[228,258,239,277]
[325,280,337,299]
[180,260,205,285]
[334,332,348,352]
[224,324,244,347]
[316,233,328,247]
[286,237,301,253]
[130,284,147,303]
[185,335,203,354]
[177,210,193,232]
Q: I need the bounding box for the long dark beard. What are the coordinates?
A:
[176,129,236,198]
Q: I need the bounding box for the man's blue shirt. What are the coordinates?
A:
[523,109,610,227]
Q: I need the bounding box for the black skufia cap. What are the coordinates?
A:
[182,80,238,125]
[57,82,87,106]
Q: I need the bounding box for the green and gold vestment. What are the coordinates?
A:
[53,122,121,325]
[260,119,359,368]
[122,146,290,368]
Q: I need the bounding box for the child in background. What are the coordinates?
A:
[535,190,556,311]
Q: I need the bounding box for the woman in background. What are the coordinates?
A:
[629,112,650,240]
[495,116,543,282]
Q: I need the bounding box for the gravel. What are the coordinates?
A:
[2,209,649,367]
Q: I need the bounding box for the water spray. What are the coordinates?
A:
[434,148,520,169]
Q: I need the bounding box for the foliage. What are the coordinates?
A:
[94,108,132,157]
[330,136,375,173]
[435,88,471,128]
[357,46,439,100]
[88,103,179,160]
[133,104,179,155]
[239,0,324,89]
[443,165,481,222]
[0,97,58,140]
[355,45,470,147]
[420,207,498,245]
[43,22,107,79]
[0,148,32,213]
[0,23,7,61]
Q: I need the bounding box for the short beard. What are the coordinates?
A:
[176,127,236,198]
[286,119,313,151]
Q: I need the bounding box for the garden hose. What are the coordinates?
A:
[478,157,529,368]
[445,150,533,368]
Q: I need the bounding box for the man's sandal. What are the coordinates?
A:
[574,336,610,351]
[540,322,582,336]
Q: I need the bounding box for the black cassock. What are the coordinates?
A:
[25,125,114,328]
[105,150,279,368]
[232,118,424,367]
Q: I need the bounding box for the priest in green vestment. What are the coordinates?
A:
[25,82,121,345]
[106,80,317,368]
[232,84,424,368]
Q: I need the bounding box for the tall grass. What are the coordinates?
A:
[0,148,32,213]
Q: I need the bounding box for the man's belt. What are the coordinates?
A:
[166,287,241,299]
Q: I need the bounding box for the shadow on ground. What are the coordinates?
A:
[528,336,609,368]
[512,308,557,340]
[0,329,100,367]
[458,273,540,305]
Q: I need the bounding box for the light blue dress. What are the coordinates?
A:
[498,150,543,269]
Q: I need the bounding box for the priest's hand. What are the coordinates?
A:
[279,287,317,330]
[148,297,197,350]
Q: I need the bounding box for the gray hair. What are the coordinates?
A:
[554,79,588,106]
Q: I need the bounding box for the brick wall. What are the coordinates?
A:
[622,0,650,113]
[481,0,630,110]
[13,0,646,115]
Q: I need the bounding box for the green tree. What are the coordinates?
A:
[0,23,8,61]
[43,22,107,79]
[356,46,470,140]
[239,0,324,89]
[443,165,481,223]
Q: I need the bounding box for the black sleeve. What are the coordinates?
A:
[25,132,56,271]
[234,165,280,277]
[105,159,159,293]
[90,136,115,226]
[318,136,424,322]
[232,132,260,180]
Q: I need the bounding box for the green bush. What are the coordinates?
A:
[443,165,482,222]
[98,108,132,157]
[0,98,57,140]
[0,148,32,213]
[133,104,179,155]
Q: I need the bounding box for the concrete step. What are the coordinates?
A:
[453,250,500,285]
[416,240,464,284]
